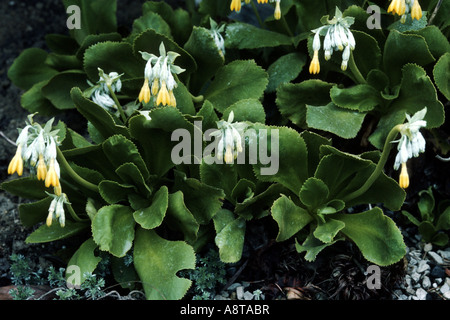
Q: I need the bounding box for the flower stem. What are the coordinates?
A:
[56,146,99,193]
[107,84,127,123]
[66,201,89,223]
[348,52,366,84]
[250,0,265,28]
[190,93,204,104]
[280,15,294,37]
[342,124,403,203]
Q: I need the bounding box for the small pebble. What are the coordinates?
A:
[422,276,431,289]
[430,265,446,278]
[236,286,244,300]
[227,283,241,291]
[440,283,449,295]
[417,260,430,273]
[243,291,254,300]
[415,288,427,300]
[423,243,432,252]
[437,249,450,260]
[428,251,444,265]
[411,272,421,283]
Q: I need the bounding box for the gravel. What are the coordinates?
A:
[391,227,450,300]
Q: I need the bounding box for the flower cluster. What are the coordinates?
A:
[86,68,123,110]
[138,42,185,107]
[309,8,356,74]
[230,0,282,21]
[393,108,427,189]
[387,0,422,22]
[46,193,69,227]
[210,111,248,164]
[7,116,68,227]
[210,18,226,58]
[8,116,61,190]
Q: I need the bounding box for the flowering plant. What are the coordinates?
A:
[2,0,449,300]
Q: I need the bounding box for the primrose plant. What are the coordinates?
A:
[3,0,448,300]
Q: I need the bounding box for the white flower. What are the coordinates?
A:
[309,7,356,74]
[210,18,226,57]
[88,69,123,110]
[392,108,427,188]
[139,42,185,107]
[210,111,248,164]
[46,193,69,227]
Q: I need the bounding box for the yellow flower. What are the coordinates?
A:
[156,80,170,106]
[258,0,268,3]
[230,0,241,12]
[169,90,177,107]
[224,145,233,164]
[151,77,159,96]
[138,78,151,103]
[36,154,47,181]
[387,0,406,16]
[274,1,281,20]
[309,51,320,74]
[7,145,23,176]
[411,0,422,20]
[399,162,409,189]
[45,158,60,188]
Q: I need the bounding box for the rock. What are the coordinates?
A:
[444,292,450,300]
[417,260,430,273]
[430,265,446,278]
[227,283,241,291]
[415,288,427,300]
[408,257,418,266]
[428,251,444,265]
[411,272,421,283]
[440,283,450,295]
[243,291,254,300]
[422,276,431,289]
[437,249,450,260]
[423,243,432,252]
[236,286,244,300]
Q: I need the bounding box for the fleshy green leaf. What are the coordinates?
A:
[166,191,200,244]
[295,233,342,262]
[271,195,313,242]
[299,177,329,210]
[18,197,53,227]
[266,52,306,93]
[1,177,52,200]
[102,135,150,180]
[66,238,102,286]
[433,52,450,100]
[70,87,130,141]
[133,228,195,300]
[313,218,345,243]
[383,30,435,85]
[204,60,268,113]
[222,99,266,124]
[334,207,406,266]
[92,204,135,257]
[83,41,142,81]
[330,84,381,112]
[276,80,334,128]
[369,64,445,149]
[184,26,225,93]
[214,211,246,263]
[7,48,58,90]
[251,124,308,195]
[133,186,168,230]
[62,0,117,45]
[132,11,172,39]
[225,22,292,49]
[42,71,89,110]
[25,221,88,244]
[306,103,366,139]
